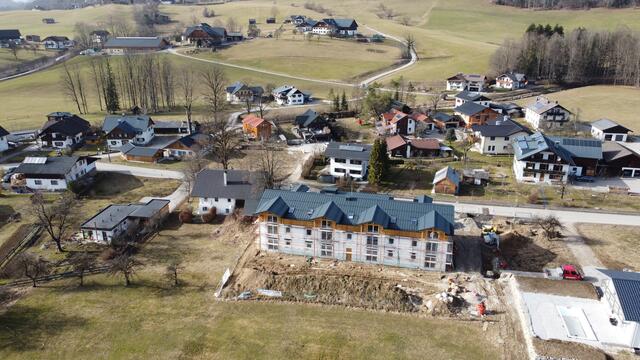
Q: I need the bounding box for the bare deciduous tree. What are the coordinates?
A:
[179,68,196,133]
[70,252,93,287]
[533,215,565,240]
[109,253,142,287]
[182,146,209,198]
[31,192,75,253]
[17,254,50,287]
[201,66,228,120]
[427,91,444,113]
[257,145,284,190]
[165,260,183,287]
[204,117,241,170]
[61,62,83,114]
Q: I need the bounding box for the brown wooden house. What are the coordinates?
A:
[454,102,499,128]
[242,115,272,141]
[432,166,460,195]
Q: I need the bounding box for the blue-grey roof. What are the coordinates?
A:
[254,189,454,234]
[454,102,489,116]
[190,169,260,200]
[0,125,10,137]
[104,37,167,49]
[591,118,631,133]
[295,109,323,128]
[548,136,602,160]
[513,132,578,165]
[433,166,460,186]
[323,18,358,30]
[325,142,372,161]
[272,85,295,94]
[599,269,640,322]
[499,72,526,82]
[291,183,310,192]
[471,118,531,137]
[455,91,489,102]
[81,199,169,231]
[120,142,162,157]
[103,115,153,134]
[432,112,454,122]
[526,97,571,115]
[183,23,227,38]
[15,156,94,176]
[226,81,263,96]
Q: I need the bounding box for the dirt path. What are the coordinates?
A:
[416,0,441,27]
[563,223,604,269]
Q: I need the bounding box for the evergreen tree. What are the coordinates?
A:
[553,24,564,36]
[340,91,348,111]
[367,139,389,185]
[333,93,340,111]
[105,59,119,113]
[445,128,457,144]
[526,23,537,33]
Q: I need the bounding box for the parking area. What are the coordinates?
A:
[571,176,640,194]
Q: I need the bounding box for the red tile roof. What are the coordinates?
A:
[242,115,266,128]
[385,135,408,151]
[410,138,440,150]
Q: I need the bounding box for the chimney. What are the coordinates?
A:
[223,170,228,186]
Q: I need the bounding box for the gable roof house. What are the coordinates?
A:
[598,269,640,349]
[90,30,110,47]
[153,120,197,135]
[454,102,499,128]
[446,73,486,92]
[386,135,442,159]
[601,142,640,178]
[42,36,74,49]
[495,72,527,90]
[381,110,416,136]
[102,114,155,147]
[103,37,170,55]
[242,115,272,141]
[411,112,436,133]
[296,18,318,33]
[0,126,9,153]
[293,109,330,141]
[325,142,372,181]
[471,117,531,155]
[324,18,358,37]
[454,91,491,107]
[182,23,227,47]
[190,169,261,215]
[524,97,572,130]
[513,132,602,184]
[11,156,97,191]
[163,133,208,159]
[433,166,460,195]
[37,112,91,149]
[311,20,334,35]
[226,81,264,103]
[0,29,21,46]
[431,112,460,130]
[591,119,632,142]
[272,85,310,106]
[252,189,455,271]
[80,199,170,244]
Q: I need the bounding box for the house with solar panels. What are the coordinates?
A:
[598,269,640,349]
[253,188,455,271]
[513,132,603,184]
[524,96,572,130]
[325,142,372,181]
[11,156,97,191]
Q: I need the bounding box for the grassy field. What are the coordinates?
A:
[190,36,402,82]
[576,224,640,271]
[516,85,640,131]
[0,49,48,70]
[0,217,505,359]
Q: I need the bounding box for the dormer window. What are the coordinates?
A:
[321,220,332,228]
[267,215,277,223]
[367,225,379,233]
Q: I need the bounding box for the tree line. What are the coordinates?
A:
[490,26,640,87]
[493,0,640,9]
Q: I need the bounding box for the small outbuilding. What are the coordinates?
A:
[432,166,460,195]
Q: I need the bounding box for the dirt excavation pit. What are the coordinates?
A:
[225,250,500,318]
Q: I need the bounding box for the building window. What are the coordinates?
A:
[228,199,232,203]
[321,220,331,228]
[267,225,278,235]
[306,229,312,236]
[504,136,510,141]
[489,136,495,141]
[366,236,378,246]
[225,209,230,214]
[321,230,332,241]
[411,240,418,247]
[346,233,352,240]
[34,180,42,185]
[285,227,291,233]
[410,252,416,261]
[387,250,394,258]
[285,239,291,247]
[305,240,312,249]
[425,255,437,269]
[428,231,438,240]
[365,247,378,262]
[267,237,279,250]
[426,242,438,253]
[214,197,219,202]
[350,159,362,165]
[320,242,333,257]
[350,170,362,175]
[202,207,208,212]
[267,215,277,223]
[388,238,394,245]
[335,168,346,173]
[367,225,379,233]
[51,180,59,185]
[334,158,346,163]
[446,254,453,265]
[447,243,453,253]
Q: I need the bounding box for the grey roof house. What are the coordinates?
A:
[191,169,262,215]
[103,37,170,53]
[591,118,632,142]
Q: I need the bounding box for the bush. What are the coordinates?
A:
[179,209,193,224]
[202,208,216,223]
[527,191,539,204]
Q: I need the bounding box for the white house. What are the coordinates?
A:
[495,72,527,90]
[454,91,491,107]
[471,117,531,155]
[102,115,155,148]
[80,199,169,244]
[225,81,264,103]
[190,169,260,215]
[0,126,9,153]
[272,85,308,106]
[37,112,91,149]
[590,118,632,142]
[311,20,333,35]
[512,132,602,184]
[524,97,572,130]
[252,189,455,272]
[598,269,640,350]
[12,156,97,191]
[325,142,372,181]
[42,36,74,50]
[446,73,486,92]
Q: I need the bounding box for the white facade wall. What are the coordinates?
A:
[81,220,130,244]
[39,131,84,149]
[276,93,304,106]
[475,132,527,155]
[312,26,333,35]
[0,135,8,153]
[197,197,237,215]
[446,81,464,91]
[329,157,368,180]
[513,154,579,184]
[257,221,453,271]
[591,127,628,142]
[107,126,154,147]
[525,108,570,130]
[26,177,68,191]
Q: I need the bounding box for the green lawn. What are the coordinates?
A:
[0,49,49,71]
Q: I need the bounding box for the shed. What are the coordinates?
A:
[432,166,460,195]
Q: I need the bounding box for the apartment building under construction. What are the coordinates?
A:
[252,188,456,271]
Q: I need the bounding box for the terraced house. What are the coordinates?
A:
[253,189,455,271]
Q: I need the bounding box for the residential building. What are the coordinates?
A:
[253,189,455,271]
[103,37,170,55]
[410,113,435,133]
[11,156,97,191]
[489,102,524,118]
[226,81,264,103]
[325,18,358,37]
[454,91,490,107]
[80,199,170,244]
[495,72,527,90]
[601,142,640,178]
[182,23,227,47]
[381,110,416,136]
[42,36,74,49]
[598,269,640,349]
[386,135,442,158]
[590,119,632,142]
[119,142,164,163]
[153,120,197,135]
[266,17,276,24]
[90,30,110,47]
[446,73,485,92]
[294,109,330,141]
[37,112,91,149]
[272,85,309,106]
[0,29,21,46]
[454,102,499,128]
[0,126,9,153]
[513,132,602,184]
[242,115,272,141]
[431,112,459,130]
[296,19,318,33]
[471,117,531,155]
[163,134,207,159]
[102,114,155,147]
[290,15,307,25]
[524,97,571,130]
[311,20,333,35]
[325,142,372,181]
[432,166,460,195]
[190,169,260,215]
[25,35,41,42]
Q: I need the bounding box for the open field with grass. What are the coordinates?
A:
[0,49,48,70]
[0,215,506,359]
[516,85,640,131]
[189,36,402,82]
[576,224,640,271]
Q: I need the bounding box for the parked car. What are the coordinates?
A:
[544,264,584,281]
[575,176,595,183]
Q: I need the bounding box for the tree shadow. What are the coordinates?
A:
[0,304,87,352]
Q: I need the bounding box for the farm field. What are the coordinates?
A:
[516,86,640,131]
[576,224,640,271]
[0,49,48,70]
[0,216,506,359]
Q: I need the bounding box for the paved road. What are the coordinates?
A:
[140,182,189,212]
[0,52,73,82]
[95,161,184,180]
[360,26,418,86]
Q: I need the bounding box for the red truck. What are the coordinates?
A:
[544,264,584,281]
